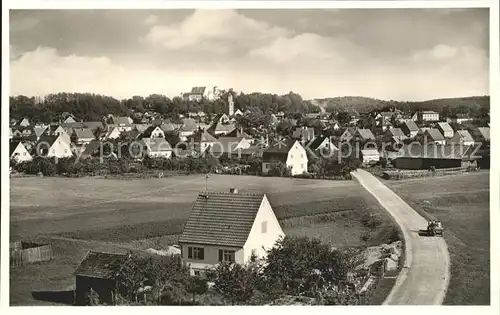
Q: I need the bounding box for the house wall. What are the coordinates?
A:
[48,137,74,158]
[362,154,380,164]
[262,162,277,174]
[180,244,244,275]
[151,127,165,138]
[243,195,285,262]
[75,276,116,306]
[147,150,172,159]
[11,143,33,162]
[448,133,474,146]
[106,128,121,140]
[286,141,308,175]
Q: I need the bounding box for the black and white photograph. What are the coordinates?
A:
[2,0,498,311]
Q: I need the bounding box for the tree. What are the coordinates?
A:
[336,111,351,125]
[263,236,353,297]
[208,262,260,305]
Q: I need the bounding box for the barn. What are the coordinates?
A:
[74,251,130,305]
[393,144,476,170]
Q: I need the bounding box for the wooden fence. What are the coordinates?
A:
[10,241,54,267]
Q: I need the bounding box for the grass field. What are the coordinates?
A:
[10,174,399,305]
[385,171,490,305]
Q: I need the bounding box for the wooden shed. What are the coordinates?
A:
[74,251,130,305]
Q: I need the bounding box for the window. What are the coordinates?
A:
[194,270,201,276]
[261,221,267,233]
[290,154,294,158]
[23,152,26,156]
[219,249,235,262]
[188,247,205,260]
[64,149,68,153]
[301,163,304,169]
[301,154,303,158]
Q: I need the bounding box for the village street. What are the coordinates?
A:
[352,169,450,305]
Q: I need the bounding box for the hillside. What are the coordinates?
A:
[311,96,490,114]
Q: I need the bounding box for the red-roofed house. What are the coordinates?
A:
[179,191,284,276]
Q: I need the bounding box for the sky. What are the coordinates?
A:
[9,8,489,101]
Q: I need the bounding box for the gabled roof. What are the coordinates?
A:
[199,130,217,142]
[10,141,23,156]
[179,192,266,247]
[33,126,48,138]
[112,116,132,126]
[142,138,172,152]
[215,123,236,134]
[477,127,490,141]
[456,130,474,142]
[209,137,247,154]
[356,129,375,140]
[81,140,103,158]
[403,120,419,132]
[223,128,250,138]
[160,123,178,133]
[387,128,406,138]
[73,128,94,139]
[134,124,150,133]
[308,136,336,151]
[75,251,129,279]
[421,111,439,114]
[396,144,473,160]
[139,126,163,138]
[437,122,454,134]
[425,128,445,141]
[191,86,206,94]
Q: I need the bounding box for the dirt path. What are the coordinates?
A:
[352,169,450,305]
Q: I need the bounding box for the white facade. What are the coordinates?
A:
[46,135,74,158]
[10,142,33,162]
[105,127,121,140]
[287,141,308,175]
[146,149,172,159]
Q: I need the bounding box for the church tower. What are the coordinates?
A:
[228,93,234,116]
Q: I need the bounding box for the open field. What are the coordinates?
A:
[385,171,490,305]
[10,174,399,305]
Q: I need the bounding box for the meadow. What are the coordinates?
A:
[386,171,490,305]
[10,174,399,305]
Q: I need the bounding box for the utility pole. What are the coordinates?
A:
[205,174,209,192]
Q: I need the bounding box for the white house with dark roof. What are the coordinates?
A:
[448,130,475,146]
[72,128,95,145]
[417,128,446,145]
[43,125,72,145]
[179,190,284,276]
[141,138,173,158]
[10,141,33,162]
[401,120,419,138]
[36,134,74,158]
[262,140,308,176]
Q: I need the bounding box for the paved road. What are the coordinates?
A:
[352,169,450,305]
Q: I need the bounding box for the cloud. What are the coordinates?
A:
[411,44,459,61]
[144,14,158,25]
[142,9,292,53]
[248,33,356,64]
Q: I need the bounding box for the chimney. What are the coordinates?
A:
[230,188,239,194]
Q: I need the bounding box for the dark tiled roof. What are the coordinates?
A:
[73,128,94,139]
[308,136,331,151]
[387,128,406,138]
[404,120,419,132]
[75,251,129,279]
[112,116,132,126]
[456,130,474,142]
[425,128,445,141]
[179,192,265,247]
[81,140,103,157]
[356,129,375,140]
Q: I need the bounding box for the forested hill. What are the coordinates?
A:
[312,96,490,114]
